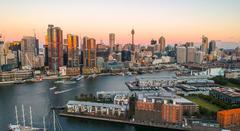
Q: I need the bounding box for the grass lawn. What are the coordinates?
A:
[185,96,222,112]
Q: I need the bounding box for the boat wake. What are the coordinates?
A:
[50,86,57,90]
[54,87,80,95]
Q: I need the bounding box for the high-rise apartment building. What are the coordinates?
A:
[21,36,39,68]
[63,39,68,66]
[82,37,96,68]
[44,35,49,67]
[9,41,21,68]
[235,47,240,57]
[186,47,196,63]
[47,24,63,71]
[159,36,166,52]
[109,33,115,53]
[185,42,194,47]
[201,35,208,54]
[176,46,186,64]
[209,40,216,54]
[67,34,79,67]
[195,51,204,64]
[96,43,110,61]
[0,35,5,66]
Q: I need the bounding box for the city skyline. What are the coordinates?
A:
[1,0,240,46]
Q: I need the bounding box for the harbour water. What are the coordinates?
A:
[0,71,176,131]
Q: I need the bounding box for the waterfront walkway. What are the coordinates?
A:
[59,112,189,131]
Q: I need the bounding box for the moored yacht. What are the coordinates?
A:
[9,105,46,131]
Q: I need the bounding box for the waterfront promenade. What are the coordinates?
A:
[59,112,189,131]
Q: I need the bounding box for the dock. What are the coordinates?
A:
[59,112,189,131]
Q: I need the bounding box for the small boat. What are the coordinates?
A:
[117,72,125,76]
[25,78,43,83]
[70,75,84,81]
[126,72,132,76]
[14,80,25,84]
[88,74,97,79]
[49,86,57,90]
[148,70,154,74]
[76,75,84,81]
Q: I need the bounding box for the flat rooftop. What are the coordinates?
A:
[213,88,240,97]
[67,100,128,109]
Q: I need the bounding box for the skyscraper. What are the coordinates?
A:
[8,41,21,68]
[73,35,79,66]
[209,40,216,54]
[159,36,166,52]
[35,39,39,56]
[186,47,196,63]
[185,42,194,47]
[195,51,204,64]
[21,36,39,68]
[67,34,79,67]
[63,39,68,66]
[82,37,96,68]
[201,35,208,54]
[0,35,5,66]
[47,24,63,72]
[176,46,186,64]
[44,35,48,67]
[235,47,240,57]
[109,33,115,53]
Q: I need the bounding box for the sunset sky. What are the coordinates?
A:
[0,0,240,46]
